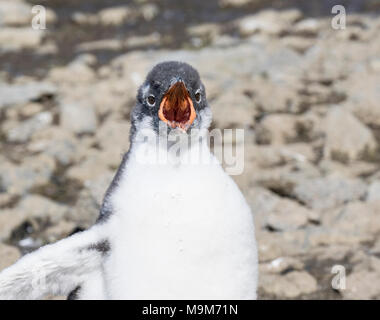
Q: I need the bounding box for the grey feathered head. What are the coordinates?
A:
[130,61,212,138]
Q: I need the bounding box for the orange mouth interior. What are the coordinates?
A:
[158,82,196,131]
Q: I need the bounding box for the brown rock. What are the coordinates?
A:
[98,6,132,25]
[255,114,298,145]
[212,90,256,129]
[323,107,377,162]
[0,154,56,196]
[260,271,317,298]
[256,229,307,262]
[237,9,302,37]
[260,256,304,274]
[0,243,20,271]
[292,176,367,211]
[265,198,310,231]
[0,195,68,241]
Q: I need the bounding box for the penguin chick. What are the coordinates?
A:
[0,61,258,300]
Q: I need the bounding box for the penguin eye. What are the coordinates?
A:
[195,90,201,103]
[147,95,156,106]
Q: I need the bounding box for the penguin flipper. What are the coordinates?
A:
[0,227,108,300]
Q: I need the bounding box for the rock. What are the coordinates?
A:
[298,82,345,110]
[66,149,110,183]
[247,186,279,226]
[0,243,20,271]
[327,202,380,241]
[370,58,380,72]
[67,189,100,227]
[0,0,31,26]
[49,65,96,84]
[237,12,283,37]
[59,100,98,135]
[265,198,310,231]
[251,162,321,199]
[248,184,315,231]
[279,8,304,25]
[276,143,318,164]
[71,53,97,67]
[335,26,368,41]
[309,245,352,261]
[292,176,367,211]
[95,119,131,167]
[237,9,302,37]
[29,127,78,166]
[84,171,114,209]
[140,4,159,21]
[367,181,380,202]
[17,194,68,223]
[323,107,377,163]
[260,256,304,274]
[0,27,45,51]
[211,34,240,48]
[370,238,380,256]
[211,90,256,129]
[340,74,380,128]
[251,77,304,114]
[76,39,123,52]
[0,154,56,196]
[293,18,320,37]
[42,8,57,26]
[98,6,132,25]
[369,171,380,183]
[255,114,298,145]
[259,271,317,298]
[308,227,363,248]
[43,220,76,243]
[246,143,315,169]
[6,111,53,143]
[0,0,56,27]
[342,271,380,299]
[219,0,259,8]
[319,160,379,179]
[256,230,284,262]
[256,229,307,262]
[309,201,380,247]
[187,23,220,47]
[110,41,304,92]
[281,36,315,53]
[71,12,98,25]
[0,82,56,109]
[341,255,380,299]
[125,33,161,49]
[187,23,221,39]
[49,55,97,84]
[0,195,68,241]
[350,251,380,273]
[0,193,16,208]
[18,102,44,118]
[0,209,24,241]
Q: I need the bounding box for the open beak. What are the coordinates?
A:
[158,81,196,131]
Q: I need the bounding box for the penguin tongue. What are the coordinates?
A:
[158,82,196,130]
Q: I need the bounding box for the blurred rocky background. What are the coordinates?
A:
[1,0,380,299]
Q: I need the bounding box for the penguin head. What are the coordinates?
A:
[133,61,211,135]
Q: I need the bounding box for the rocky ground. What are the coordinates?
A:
[1,0,380,299]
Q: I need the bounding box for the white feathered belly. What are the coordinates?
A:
[102,147,258,299]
